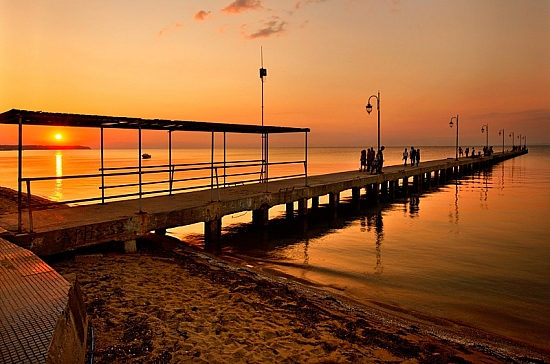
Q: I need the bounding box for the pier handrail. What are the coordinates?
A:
[18,158,307,232]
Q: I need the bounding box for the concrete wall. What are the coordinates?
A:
[46,274,88,364]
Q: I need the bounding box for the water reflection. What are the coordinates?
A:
[408,196,420,217]
[373,210,383,274]
[54,151,63,201]
[448,182,459,224]
[480,170,490,205]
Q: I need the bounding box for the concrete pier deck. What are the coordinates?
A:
[0,150,526,256]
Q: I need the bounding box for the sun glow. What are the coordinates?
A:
[54,133,62,141]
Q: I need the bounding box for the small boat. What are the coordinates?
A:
[142,153,151,159]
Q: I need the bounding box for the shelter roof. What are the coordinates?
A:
[0,109,309,134]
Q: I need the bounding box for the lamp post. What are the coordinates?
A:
[449,115,459,160]
[481,124,489,152]
[498,129,505,153]
[366,90,380,152]
[509,132,515,149]
[523,136,526,149]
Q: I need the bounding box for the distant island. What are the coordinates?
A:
[0,145,91,151]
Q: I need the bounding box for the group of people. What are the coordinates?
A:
[402,147,420,167]
[360,146,385,173]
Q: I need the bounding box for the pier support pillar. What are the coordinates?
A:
[311,196,319,210]
[352,187,360,202]
[124,239,137,253]
[286,202,294,218]
[381,181,388,195]
[403,177,408,196]
[204,218,222,243]
[252,205,269,226]
[204,218,222,253]
[297,198,308,216]
[447,168,453,181]
[328,192,339,208]
[426,172,432,187]
[389,180,396,199]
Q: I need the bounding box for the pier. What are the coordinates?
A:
[0,109,528,256]
[0,150,527,256]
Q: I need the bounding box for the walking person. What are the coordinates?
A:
[376,146,385,173]
[415,148,420,166]
[459,147,463,157]
[366,148,374,172]
[402,148,408,166]
[465,147,469,158]
[410,147,416,167]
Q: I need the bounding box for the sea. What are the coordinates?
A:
[1,145,549,353]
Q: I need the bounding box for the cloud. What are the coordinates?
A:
[243,18,286,39]
[157,22,183,37]
[222,0,263,14]
[194,10,212,21]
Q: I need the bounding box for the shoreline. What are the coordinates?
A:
[47,234,549,363]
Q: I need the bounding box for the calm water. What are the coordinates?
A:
[1,146,549,350]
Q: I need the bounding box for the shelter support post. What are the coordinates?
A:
[18,114,22,232]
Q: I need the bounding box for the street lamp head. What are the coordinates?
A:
[481,126,485,133]
[449,120,454,128]
[366,103,373,114]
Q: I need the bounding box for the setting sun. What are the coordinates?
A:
[54,133,62,141]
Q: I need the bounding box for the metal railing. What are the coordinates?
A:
[19,158,307,232]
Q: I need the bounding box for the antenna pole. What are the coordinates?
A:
[259,47,267,182]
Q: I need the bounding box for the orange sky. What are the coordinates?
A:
[1,0,549,148]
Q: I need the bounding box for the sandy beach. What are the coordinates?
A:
[47,232,528,364]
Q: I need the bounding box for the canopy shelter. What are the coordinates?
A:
[0,109,310,232]
[0,109,309,134]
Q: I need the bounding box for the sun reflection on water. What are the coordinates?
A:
[54,151,63,201]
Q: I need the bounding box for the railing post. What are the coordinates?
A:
[18,114,23,232]
[169,130,173,195]
[223,132,226,188]
[100,127,105,204]
[26,180,34,233]
[138,122,143,213]
[211,130,214,201]
[305,131,308,186]
[214,167,221,201]
[265,132,269,192]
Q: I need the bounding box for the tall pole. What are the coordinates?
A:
[366,91,381,152]
[450,115,458,160]
[481,124,489,151]
[260,47,267,182]
[499,129,504,153]
[377,90,380,153]
[509,132,515,148]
